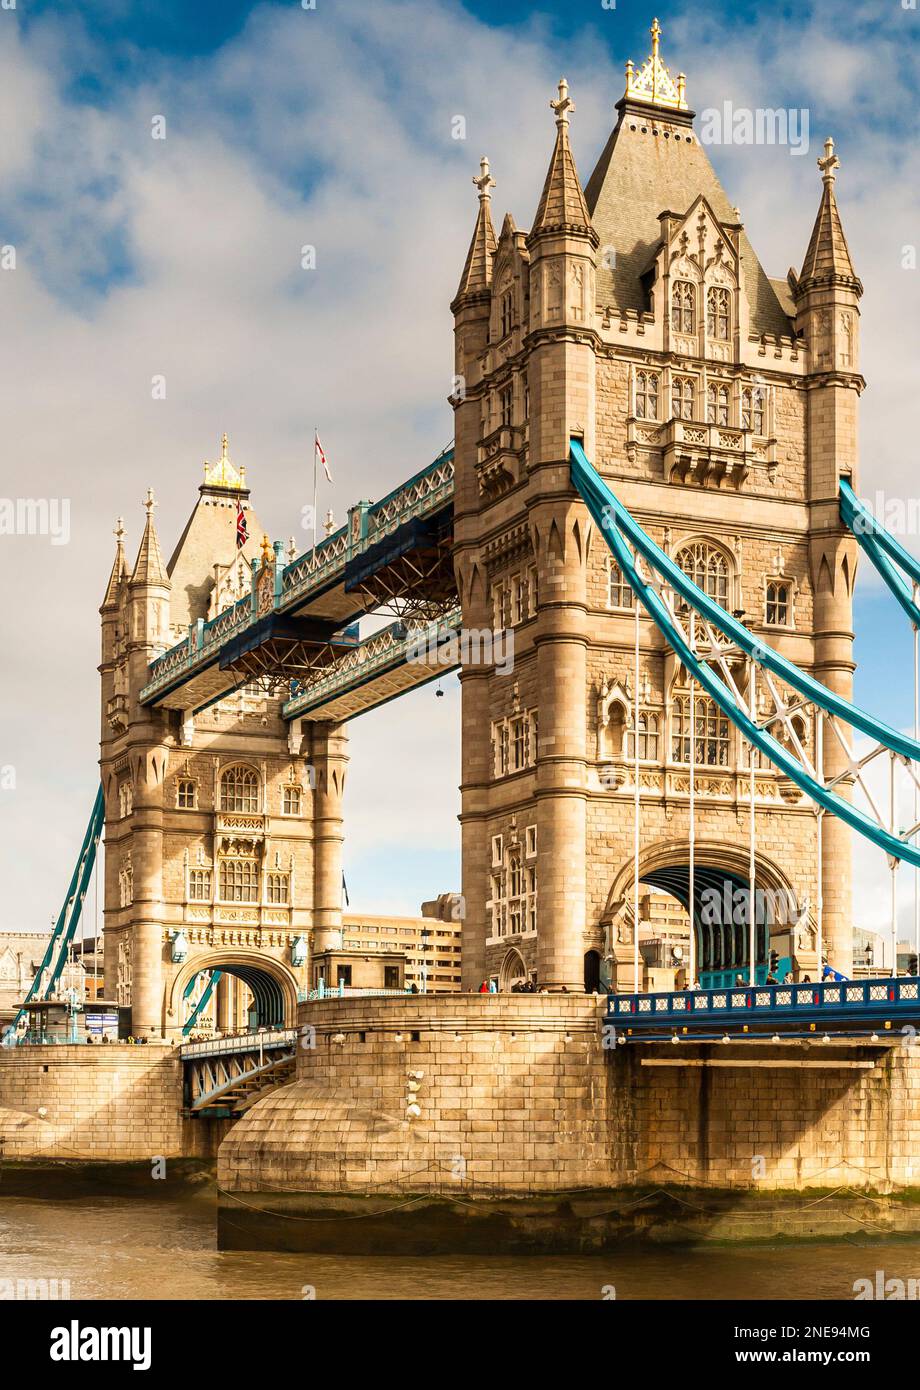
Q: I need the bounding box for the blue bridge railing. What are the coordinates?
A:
[606,975,920,1035]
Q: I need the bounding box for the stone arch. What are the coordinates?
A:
[601,839,806,985]
[596,679,630,760]
[498,948,527,991]
[166,950,300,1034]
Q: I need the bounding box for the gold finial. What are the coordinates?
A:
[143,488,156,517]
[114,517,125,546]
[551,76,574,126]
[818,136,840,185]
[260,534,274,566]
[473,155,495,201]
[624,17,688,110]
[203,432,245,490]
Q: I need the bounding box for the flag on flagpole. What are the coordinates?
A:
[236,500,248,549]
[315,432,332,484]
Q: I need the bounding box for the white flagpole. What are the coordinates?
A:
[313,429,319,552]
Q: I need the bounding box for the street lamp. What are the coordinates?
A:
[420,928,430,994]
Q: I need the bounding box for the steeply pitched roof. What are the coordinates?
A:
[584,111,793,338]
[130,491,169,589]
[530,78,593,240]
[101,521,127,610]
[454,156,498,302]
[167,464,266,631]
[798,139,858,290]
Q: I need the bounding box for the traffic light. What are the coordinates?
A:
[769,949,779,974]
[908,954,919,978]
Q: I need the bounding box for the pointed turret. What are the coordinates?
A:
[796,137,861,293]
[130,489,169,588]
[529,78,592,239]
[101,517,127,611]
[165,434,264,636]
[453,156,498,304]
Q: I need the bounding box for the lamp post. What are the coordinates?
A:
[420,928,430,994]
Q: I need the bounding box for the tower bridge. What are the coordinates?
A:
[9,24,920,1236]
[12,22,920,1054]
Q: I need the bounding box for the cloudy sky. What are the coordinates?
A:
[0,0,918,945]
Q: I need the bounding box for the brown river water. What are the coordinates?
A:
[1,1191,919,1300]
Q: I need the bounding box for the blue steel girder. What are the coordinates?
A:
[4,786,105,1044]
[607,974,920,1037]
[140,446,454,711]
[840,479,920,630]
[284,605,462,723]
[570,439,920,870]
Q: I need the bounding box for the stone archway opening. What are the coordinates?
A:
[176,957,296,1037]
[604,843,808,991]
[499,948,528,992]
[583,950,602,993]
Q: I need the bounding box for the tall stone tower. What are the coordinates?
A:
[98,438,347,1036]
[451,23,861,991]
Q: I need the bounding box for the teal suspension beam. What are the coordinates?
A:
[182,970,222,1036]
[5,784,105,1042]
[840,478,920,630]
[569,440,920,870]
[571,440,920,763]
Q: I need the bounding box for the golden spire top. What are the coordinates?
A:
[203,432,246,490]
[143,488,157,517]
[113,517,125,546]
[551,76,575,128]
[818,136,840,186]
[624,18,688,111]
[473,155,495,201]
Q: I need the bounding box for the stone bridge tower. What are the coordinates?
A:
[451,23,862,991]
[98,438,347,1037]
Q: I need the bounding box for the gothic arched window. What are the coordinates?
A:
[626,712,660,762]
[220,765,260,814]
[706,286,730,339]
[218,855,259,903]
[635,370,660,421]
[671,375,695,421]
[707,382,730,426]
[671,693,730,767]
[607,559,635,610]
[742,386,765,435]
[671,280,695,333]
[765,580,791,627]
[675,541,730,609]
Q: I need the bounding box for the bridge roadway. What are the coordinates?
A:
[180,1027,299,1117]
[139,445,457,720]
[606,974,920,1043]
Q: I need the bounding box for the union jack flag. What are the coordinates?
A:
[236,500,248,549]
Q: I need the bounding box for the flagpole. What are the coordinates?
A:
[313,427,318,552]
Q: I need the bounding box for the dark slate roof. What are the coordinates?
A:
[583,107,794,338]
[798,179,858,287]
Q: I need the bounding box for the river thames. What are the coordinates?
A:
[2,1191,918,1300]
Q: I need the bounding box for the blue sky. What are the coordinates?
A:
[0,0,918,937]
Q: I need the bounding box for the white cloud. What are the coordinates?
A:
[1,0,918,930]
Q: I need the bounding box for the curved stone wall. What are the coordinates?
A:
[218,994,609,1195]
